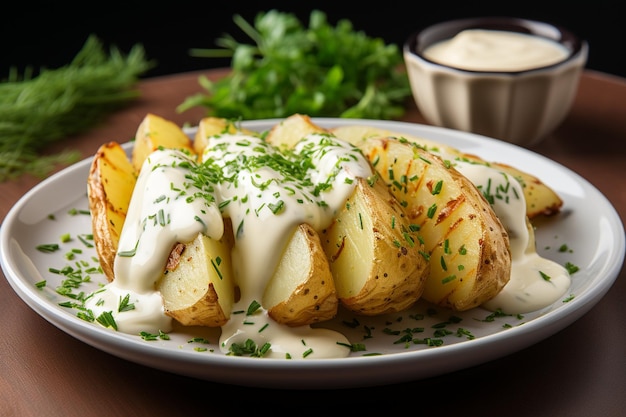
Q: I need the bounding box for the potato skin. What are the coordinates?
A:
[87,141,136,282]
[265,223,338,327]
[321,177,430,315]
[332,124,563,219]
[358,137,511,311]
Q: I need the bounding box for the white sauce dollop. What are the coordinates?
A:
[423,29,570,72]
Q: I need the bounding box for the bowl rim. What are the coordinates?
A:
[404,16,588,75]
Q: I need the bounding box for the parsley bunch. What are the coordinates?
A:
[178,10,411,120]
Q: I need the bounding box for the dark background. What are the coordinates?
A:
[2,1,625,80]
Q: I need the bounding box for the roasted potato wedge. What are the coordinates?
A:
[263,223,338,326]
[332,124,563,218]
[332,124,458,154]
[87,141,136,282]
[320,177,430,315]
[194,116,257,157]
[132,113,196,172]
[156,223,235,327]
[358,137,511,311]
[264,113,327,149]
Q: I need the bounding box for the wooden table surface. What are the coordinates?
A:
[1,69,625,416]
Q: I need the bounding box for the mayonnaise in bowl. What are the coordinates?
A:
[422,29,570,72]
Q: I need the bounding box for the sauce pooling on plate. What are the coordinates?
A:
[442,156,571,314]
[423,29,570,72]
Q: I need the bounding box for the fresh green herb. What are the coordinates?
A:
[118,294,136,312]
[77,234,94,248]
[179,10,410,120]
[117,240,139,257]
[36,243,60,253]
[348,342,367,352]
[68,208,90,216]
[247,300,262,315]
[188,337,210,344]
[565,262,580,274]
[427,203,437,219]
[227,338,271,357]
[431,180,443,195]
[539,271,551,281]
[0,35,154,181]
[96,311,117,330]
[140,330,170,341]
[211,257,224,280]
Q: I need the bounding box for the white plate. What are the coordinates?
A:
[1,118,624,389]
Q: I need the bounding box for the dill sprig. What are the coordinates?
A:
[0,35,155,181]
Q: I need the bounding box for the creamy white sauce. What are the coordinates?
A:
[86,149,223,334]
[203,133,369,358]
[443,157,571,314]
[423,29,570,72]
[87,132,370,358]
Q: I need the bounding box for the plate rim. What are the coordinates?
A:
[2,118,624,389]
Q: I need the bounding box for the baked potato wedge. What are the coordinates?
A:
[320,177,429,315]
[264,113,327,149]
[263,223,338,327]
[332,124,563,219]
[156,222,235,327]
[358,137,511,311]
[194,116,257,157]
[132,113,196,172]
[87,141,136,282]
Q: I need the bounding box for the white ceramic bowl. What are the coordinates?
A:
[404,17,588,146]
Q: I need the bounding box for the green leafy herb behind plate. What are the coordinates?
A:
[178,10,411,121]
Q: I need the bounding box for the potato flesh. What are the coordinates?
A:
[264,113,325,150]
[132,112,196,171]
[157,231,234,327]
[264,223,338,327]
[358,138,511,311]
[324,188,375,300]
[194,117,257,157]
[321,177,430,315]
